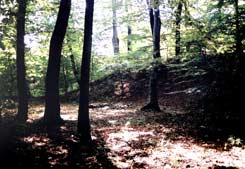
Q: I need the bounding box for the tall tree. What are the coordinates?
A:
[112,0,119,54]
[68,45,80,87]
[44,0,71,125]
[77,0,94,143]
[16,0,28,121]
[61,59,68,96]
[142,0,161,112]
[234,0,242,58]
[125,0,132,52]
[175,0,183,58]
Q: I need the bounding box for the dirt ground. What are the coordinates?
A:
[0,100,244,169]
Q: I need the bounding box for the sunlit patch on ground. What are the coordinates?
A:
[98,125,245,169]
[22,134,50,145]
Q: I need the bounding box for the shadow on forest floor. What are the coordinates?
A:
[0,118,117,169]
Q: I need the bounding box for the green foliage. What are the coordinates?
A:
[0,0,244,99]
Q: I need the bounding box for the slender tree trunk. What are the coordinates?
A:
[16,0,28,121]
[175,1,182,58]
[141,7,161,112]
[127,26,132,52]
[69,47,80,87]
[112,0,119,54]
[125,0,132,52]
[77,0,94,143]
[44,0,71,125]
[234,0,242,58]
[153,9,161,59]
[62,60,68,96]
[149,8,154,34]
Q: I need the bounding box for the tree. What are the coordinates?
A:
[112,0,119,55]
[141,0,162,112]
[16,0,28,121]
[77,0,94,143]
[234,0,242,58]
[61,58,69,96]
[44,0,71,125]
[68,43,80,87]
[175,0,183,58]
[125,0,132,52]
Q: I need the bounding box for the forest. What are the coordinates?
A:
[0,0,245,168]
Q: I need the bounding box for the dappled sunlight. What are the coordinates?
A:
[142,141,245,168]
[28,103,44,120]
[22,134,50,147]
[1,101,245,168]
[47,145,69,156]
[91,108,135,120]
[99,124,245,169]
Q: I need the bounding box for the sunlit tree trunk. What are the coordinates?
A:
[44,0,71,125]
[77,0,94,143]
[175,1,182,58]
[112,0,119,55]
[16,0,28,121]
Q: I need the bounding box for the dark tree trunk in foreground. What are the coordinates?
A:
[77,0,94,143]
[112,0,119,55]
[44,0,71,125]
[175,1,182,58]
[16,0,28,121]
[141,7,161,112]
[234,0,245,123]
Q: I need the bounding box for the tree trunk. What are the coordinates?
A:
[141,7,161,112]
[16,0,28,121]
[112,0,119,55]
[62,60,68,96]
[127,26,132,52]
[69,47,80,87]
[77,0,94,143]
[149,8,154,34]
[44,0,71,125]
[175,1,182,58]
[234,0,242,58]
[125,0,132,52]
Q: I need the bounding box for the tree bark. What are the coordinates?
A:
[62,60,68,96]
[77,0,94,143]
[112,0,119,55]
[44,0,71,125]
[16,0,28,121]
[69,47,80,87]
[127,26,132,52]
[125,1,132,52]
[234,0,242,58]
[175,1,182,58]
[141,7,161,112]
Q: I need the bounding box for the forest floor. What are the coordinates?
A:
[0,57,245,169]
